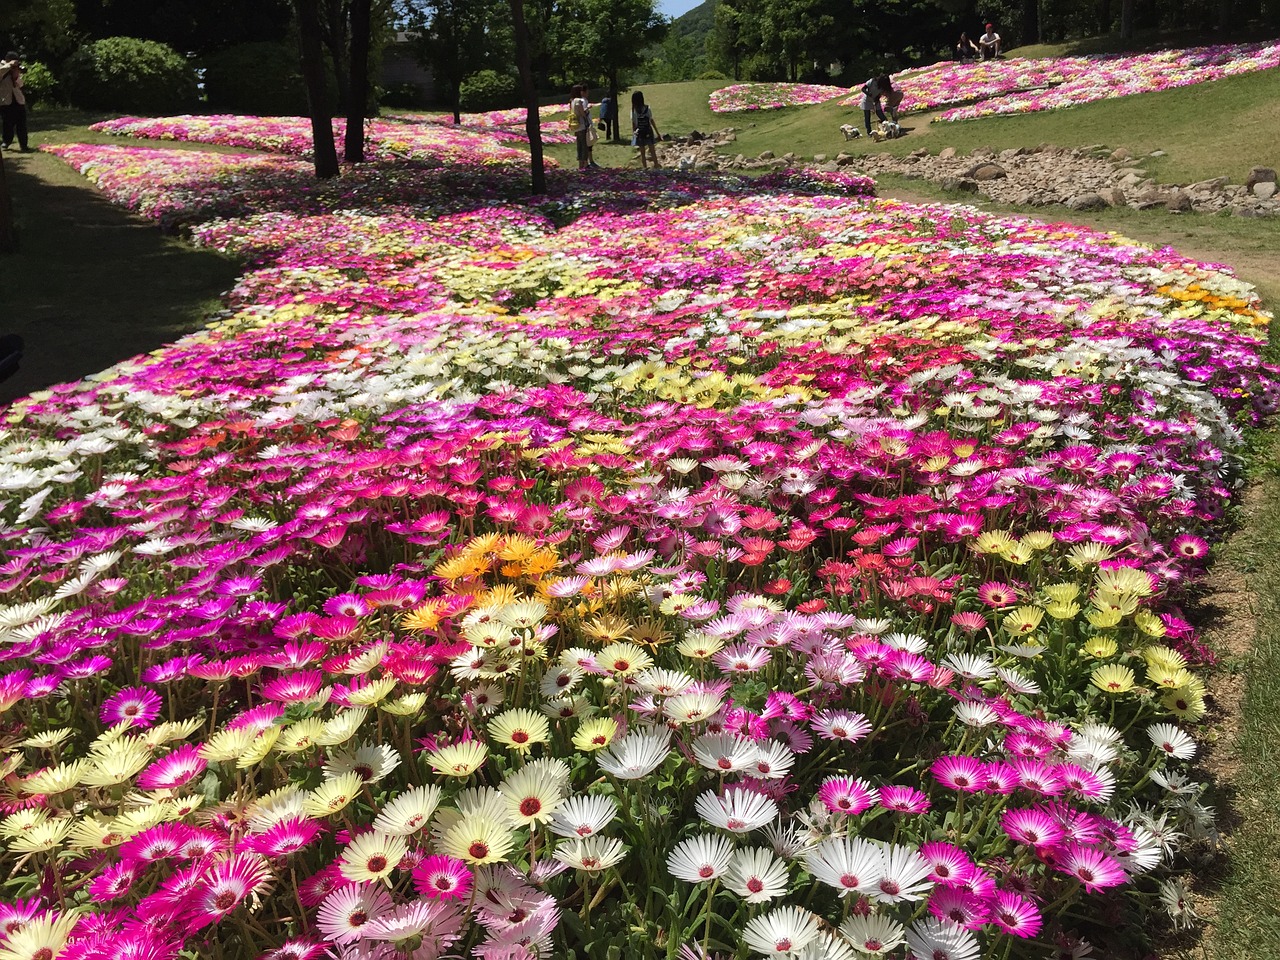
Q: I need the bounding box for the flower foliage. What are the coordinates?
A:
[0,131,1274,960]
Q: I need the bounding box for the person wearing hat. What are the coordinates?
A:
[978,24,1001,60]
[0,51,29,152]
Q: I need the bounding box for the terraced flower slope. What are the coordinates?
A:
[0,135,1275,960]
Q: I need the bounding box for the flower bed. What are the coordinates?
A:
[89,114,547,163]
[710,82,850,112]
[0,140,1275,960]
[831,41,1280,120]
[383,105,575,145]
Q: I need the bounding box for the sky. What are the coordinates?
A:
[659,0,706,20]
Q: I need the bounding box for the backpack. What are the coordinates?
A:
[635,106,653,140]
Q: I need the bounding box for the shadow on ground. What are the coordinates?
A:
[0,151,241,405]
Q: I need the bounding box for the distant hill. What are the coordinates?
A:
[670,0,716,44]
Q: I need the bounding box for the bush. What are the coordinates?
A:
[458,70,518,112]
[202,42,310,116]
[380,81,430,110]
[19,61,57,105]
[62,37,198,114]
[696,69,728,81]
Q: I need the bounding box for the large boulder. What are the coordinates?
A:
[1246,166,1277,189]
[1066,192,1107,211]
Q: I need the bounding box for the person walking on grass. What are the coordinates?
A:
[570,84,592,172]
[631,90,660,170]
[0,52,29,152]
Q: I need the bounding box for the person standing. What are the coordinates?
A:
[631,90,660,170]
[0,52,29,152]
[570,84,592,172]
[978,24,1002,60]
[598,93,617,142]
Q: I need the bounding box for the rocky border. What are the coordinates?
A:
[658,131,1279,218]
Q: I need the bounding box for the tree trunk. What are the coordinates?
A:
[345,0,372,163]
[0,153,16,254]
[296,0,341,178]
[1120,0,1135,40]
[324,0,351,112]
[608,71,620,142]
[508,0,545,194]
[1097,0,1112,33]
[1022,0,1040,45]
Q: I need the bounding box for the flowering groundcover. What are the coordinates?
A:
[710,83,851,113]
[828,40,1280,120]
[0,135,1275,960]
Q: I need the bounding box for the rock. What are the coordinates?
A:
[757,150,775,160]
[1165,190,1192,213]
[1189,176,1229,192]
[970,146,994,158]
[721,132,737,142]
[782,152,797,162]
[1133,188,1166,210]
[1110,147,1132,161]
[1097,186,1126,207]
[1254,181,1279,200]
[910,148,928,158]
[1066,192,1107,211]
[689,130,705,141]
[1149,149,1167,157]
[1247,166,1278,188]
[942,177,979,193]
[938,147,956,160]
[970,163,1007,181]
[813,153,828,163]
[835,153,858,167]
[1234,205,1262,218]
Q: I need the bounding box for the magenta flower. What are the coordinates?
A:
[930,756,987,793]
[100,685,163,728]
[412,855,474,900]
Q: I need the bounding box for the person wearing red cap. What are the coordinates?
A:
[978,23,1001,60]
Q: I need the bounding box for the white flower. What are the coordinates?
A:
[741,905,821,958]
[1148,723,1196,761]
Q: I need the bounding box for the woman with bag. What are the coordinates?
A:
[570,84,592,172]
[630,90,660,170]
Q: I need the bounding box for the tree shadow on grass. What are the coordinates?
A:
[0,151,242,405]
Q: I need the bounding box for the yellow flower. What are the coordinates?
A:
[401,603,445,632]
[1096,566,1154,598]
[340,831,408,883]
[1147,665,1195,690]
[1042,582,1082,604]
[572,717,619,752]
[82,739,152,787]
[439,814,514,865]
[580,615,633,644]
[426,740,489,777]
[315,708,370,747]
[1043,601,1081,621]
[1084,636,1119,659]
[381,693,428,717]
[488,709,550,754]
[1134,610,1167,637]
[1162,687,1206,721]
[498,535,541,563]
[0,910,80,960]
[1143,645,1188,671]
[275,718,326,754]
[1086,605,1124,629]
[0,808,48,839]
[1091,664,1136,694]
[1020,531,1056,551]
[1001,606,1045,636]
[20,729,73,750]
[1067,543,1115,569]
[974,531,1016,556]
[7,817,74,854]
[200,727,259,764]
[676,633,725,659]
[303,772,364,818]
[346,676,398,707]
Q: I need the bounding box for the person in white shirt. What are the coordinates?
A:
[978,24,1001,60]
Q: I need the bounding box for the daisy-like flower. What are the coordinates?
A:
[598,641,653,676]
[340,831,408,883]
[1058,841,1128,892]
[572,717,618,752]
[930,756,987,793]
[879,785,930,814]
[439,815,514,866]
[316,883,394,945]
[694,787,779,833]
[1001,808,1066,848]
[548,794,619,839]
[871,843,933,903]
[903,917,981,960]
[242,816,325,858]
[927,886,989,929]
[303,772,364,818]
[741,905,821,958]
[691,732,758,773]
[1090,664,1136,694]
[413,854,473,900]
[363,900,465,945]
[665,691,725,724]
[323,741,402,784]
[597,729,671,779]
[499,766,566,826]
[426,740,489,777]
[372,785,443,836]
[136,742,207,791]
[554,835,629,872]
[666,833,734,883]
[749,740,796,780]
[811,710,872,743]
[1148,723,1197,760]
[0,910,80,960]
[990,889,1042,938]
[725,846,789,903]
[804,836,881,897]
[188,854,273,929]
[817,776,878,815]
[487,708,550,754]
[839,913,905,955]
[100,685,164,729]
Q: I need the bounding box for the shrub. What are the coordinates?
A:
[202,42,310,116]
[62,37,198,114]
[697,69,728,80]
[458,69,519,112]
[380,81,429,109]
[18,61,57,105]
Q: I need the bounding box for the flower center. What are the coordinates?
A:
[469,842,490,860]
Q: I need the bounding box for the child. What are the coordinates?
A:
[631,90,660,170]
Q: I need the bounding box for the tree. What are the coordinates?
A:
[507,0,545,193]
[2,0,76,61]
[555,0,665,142]
[70,0,293,57]
[401,0,511,123]
[294,0,341,178]
[346,0,372,161]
